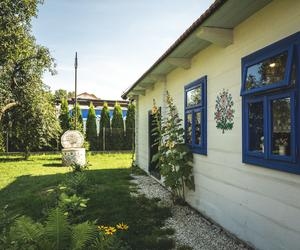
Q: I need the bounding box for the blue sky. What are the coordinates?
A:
[32,0,214,100]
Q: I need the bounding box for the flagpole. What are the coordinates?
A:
[74,52,78,130]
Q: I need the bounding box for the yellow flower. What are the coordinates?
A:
[97,225,108,231]
[168,141,175,149]
[152,105,158,115]
[116,223,129,230]
[105,226,117,235]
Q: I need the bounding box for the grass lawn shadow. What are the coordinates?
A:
[0,157,26,162]
[0,165,175,249]
[42,163,63,167]
[41,157,62,161]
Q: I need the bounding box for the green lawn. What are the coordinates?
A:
[0,153,175,249]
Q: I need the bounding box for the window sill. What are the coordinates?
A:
[243,156,300,175]
[189,146,207,155]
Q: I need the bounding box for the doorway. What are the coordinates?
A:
[148,109,161,180]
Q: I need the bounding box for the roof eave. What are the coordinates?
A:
[122,0,272,100]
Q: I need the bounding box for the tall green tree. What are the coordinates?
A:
[111,102,124,150]
[53,89,75,103]
[99,102,110,150]
[125,103,135,150]
[86,102,97,150]
[70,103,84,134]
[5,90,61,158]
[0,0,55,122]
[0,125,5,152]
[67,91,75,99]
[0,0,61,157]
[54,89,67,102]
[59,98,70,133]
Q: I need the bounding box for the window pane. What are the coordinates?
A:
[248,102,264,153]
[272,97,291,156]
[187,86,201,107]
[186,113,192,144]
[246,52,288,90]
[195,112,201,145]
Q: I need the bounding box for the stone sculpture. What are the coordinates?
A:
[61,130,86,167]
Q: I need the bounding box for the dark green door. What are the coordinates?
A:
[148,110,161,180]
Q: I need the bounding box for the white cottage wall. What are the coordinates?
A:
[136,81,165,172]
[135,0,300,249]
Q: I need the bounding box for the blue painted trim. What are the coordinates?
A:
[184,76,207,155]
[242,32,300,174]
[240,32,300,96]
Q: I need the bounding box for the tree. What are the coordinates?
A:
[111,102,124,150]
[0,0,62,158]
[125,103,135,150]
[5,90,61,158]
[0,0,55,122]
[70,103,84,134]
[59,98,70,133]
[0,125,5,152]
[0,1,42,66]
[99,102,110,150]
[86,102,97,150]
[54,89,67,102]
[67,91,75,99]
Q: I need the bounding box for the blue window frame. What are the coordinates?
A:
[241,32,300,174]
[184,76,207,155]
[241,34,297,96]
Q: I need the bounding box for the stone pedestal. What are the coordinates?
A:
[62,148,86,167]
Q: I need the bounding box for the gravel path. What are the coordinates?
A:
[130,174,252,250]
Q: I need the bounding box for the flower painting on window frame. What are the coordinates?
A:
[214,89,235,134]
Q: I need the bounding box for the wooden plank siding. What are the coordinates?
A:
[135,0,300,249]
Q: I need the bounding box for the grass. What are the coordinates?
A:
[0,153,175,249]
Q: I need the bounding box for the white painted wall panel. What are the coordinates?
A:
[137,81,165,172]
[135,0,300,249]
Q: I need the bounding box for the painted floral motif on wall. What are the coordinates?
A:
[214,89,235,133]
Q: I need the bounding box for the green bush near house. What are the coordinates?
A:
[86,102,98,150]
[70,102,84,134]
[125,102,135,151]
[152,92,194,204]
[59,97,71,133]
[111,102,125,150]
[99,102,111,151]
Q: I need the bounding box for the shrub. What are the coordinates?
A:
[3,208,129,250]
[125,102,135,150]
[59,97,70,133]
[8,216,44,248]
[152,92,195,203]
[111,102,124,150]
[99,102,110,151]
[63,172,89,194]
[92,233,130,250]
[70,102,84,134]
[0,205,17,246]
[86,102,97,150]
[70,163,88,173]
[58,193,89,222]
